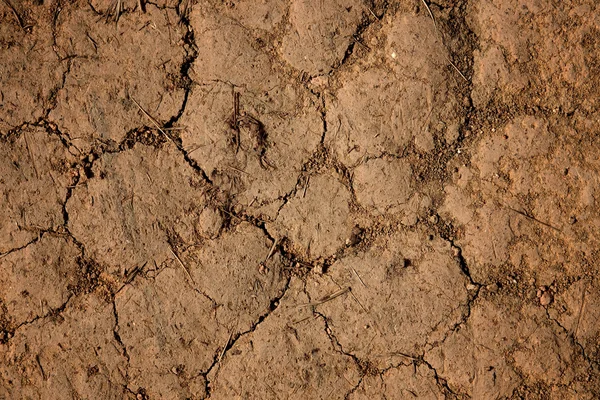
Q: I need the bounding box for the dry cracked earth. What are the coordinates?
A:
[1,0,600,399]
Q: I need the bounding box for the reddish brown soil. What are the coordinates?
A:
[1,0,600,399]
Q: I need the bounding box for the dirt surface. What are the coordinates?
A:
[1,0,600,398]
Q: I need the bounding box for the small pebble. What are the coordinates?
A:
[540,291,553,306]
[258,264,268,274]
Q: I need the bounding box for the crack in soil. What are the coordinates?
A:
[545,308,599,369]
[111,299,132,394]
[2,293,74,344]
[332,1,390,75]
[201,276,292,398]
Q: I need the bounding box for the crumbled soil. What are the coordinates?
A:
[1,0,600,399]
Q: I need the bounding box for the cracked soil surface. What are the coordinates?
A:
[1,0,600,399]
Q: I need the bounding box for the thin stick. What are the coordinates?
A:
[574,282,588,338]
[23,131,39,179]
[86,33,98,52]
[420,0,469,82]
[420,0,436,29]
[125,261,146,284]
[232,90,241,154]
[351,267,367,288]
[348,289,367,312]
[292,315,316,325]
[107,0,123,24]
[170,248,195,285]
[367,7,379,20]
[506,206,562,232]
[217,332,232,364]
[303,177,310,198]
[36,355,47,380]
[446,56,468,82]
[389,351,420,361]
[225,165,249,175]
[220,208,242,221]
[130,96,175,145]
[300,287,351,307]
[265,239,278,262]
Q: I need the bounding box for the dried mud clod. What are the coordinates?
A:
[2,0,600,399]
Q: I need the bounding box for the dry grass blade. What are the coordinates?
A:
[178,0,192,23]
[225,165,249,175]
[348,289,367,312]
[367,7,380,20]
[506,205,562,232]
[130,96,176,145]
[265,239,278,262]
[105,0,124,24]
[419,0,469,82]
[420,0,436,29]
[217,332,232,364]
[170,248,196,286]
[388,351,420,361]
[300,287,351,307]
[350,266,367,288]
[447,56,468,82]
[574,283,588,337]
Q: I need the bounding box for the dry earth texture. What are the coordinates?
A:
[1,0,600,399]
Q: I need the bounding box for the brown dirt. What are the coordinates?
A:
[1,0,600,399]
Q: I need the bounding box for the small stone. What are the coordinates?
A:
[540,291,553,306]
[428,215,439,224]
[313,264,324,275]
[401,212,418,227]
[466,284,477,291]
[347,226,363,246]
[196,207,223,239]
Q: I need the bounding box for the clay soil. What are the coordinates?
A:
[1,0,600,398]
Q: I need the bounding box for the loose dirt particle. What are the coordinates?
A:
[540,290,554,306]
